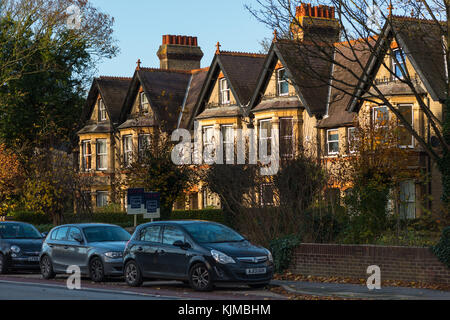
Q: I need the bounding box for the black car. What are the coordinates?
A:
[0,222,45,274]
[123,221,274,291]
[40,223,131,282]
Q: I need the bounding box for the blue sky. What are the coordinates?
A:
[90,0,270,77]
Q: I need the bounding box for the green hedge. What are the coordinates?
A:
[432,226,450,268]
[171,209,225,224]
[270,233,302,273]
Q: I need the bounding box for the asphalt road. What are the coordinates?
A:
[0,280,178,300]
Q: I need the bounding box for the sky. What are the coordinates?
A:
[89,0,270,77]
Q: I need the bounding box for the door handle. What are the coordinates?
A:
[137,246,143,252]
[64,246,69,250]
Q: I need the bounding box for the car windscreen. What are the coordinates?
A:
[0,223,42,239]
[183,223,245,243]
[83,226,131,243]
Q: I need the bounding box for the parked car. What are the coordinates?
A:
[0,222,45,274]
[123,221,274,291]
[40,223,131,282]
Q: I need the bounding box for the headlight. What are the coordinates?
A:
[104,252,123,259]
[211,250,235,264]
[10,245,21,254]
[267,250,273,263]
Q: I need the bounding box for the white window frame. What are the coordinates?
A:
[96,191,108,208]
[398,104,414,149]
[123,135,133,167]
[140,92,149,112]
[260,183,275,206]
[96,139,107,171]
[327,129,339,156]
[399,180,416,219]
[219,78,231,105]
[393,48,406,79]
[347,127,357,154]
[98,99,107,121]
[221,125,234,163]
[277,68,289,96]
[138,134,151,155]
[202,126,215,151]
[280,117,294,159]
[81,140,92,172]
[373,106,389,129]
[259,119,272,156]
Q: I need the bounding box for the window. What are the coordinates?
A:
[53,227,69,241]
[277,68,289,96]
[190,193,199,210]
[398,104,414,148]
[123,135,133,167]
[327,129,339,155]
[373,106,389,128]
[260,184,274,206]
[140,92,149,112]
[221,125,234,163]
[67,227,82,242]
[393,49,406,79]
[140,225,162,243]
[96,139,107,171]
[259,119,272,156]
[280,118,294,159]
[399,180,416,219]
[219,78,231,105]
[96,191,108,208]
[202,126,215,151]
[98,99,107,121]
[162,226,185,245]
[138,134,151,159]
[81,140,92,172]
[348,127,358,154]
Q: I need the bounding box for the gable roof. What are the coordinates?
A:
[82,76,132,125]
[249,39,334,117]
[348,16,447,112]
[120,68,193,132]
[186,51,266,129]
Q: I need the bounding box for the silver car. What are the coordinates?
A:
[40,223,131,282]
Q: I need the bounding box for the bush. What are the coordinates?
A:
[270,233,302,273]
[10,210,52,225]
[432,226,450,268]
[171,209,225,224]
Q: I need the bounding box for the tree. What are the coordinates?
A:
[246,0,450,206]
[0,144,23,217]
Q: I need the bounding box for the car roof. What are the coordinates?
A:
[138,220,220,228]
[0,221,34,225]
[51,223,118,229]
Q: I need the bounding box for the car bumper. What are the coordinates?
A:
[7,256,40,270]
[102,258,124,276]
[210,261,274,284]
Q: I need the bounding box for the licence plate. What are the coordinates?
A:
[27,257,39,262]
[246,268,266,275]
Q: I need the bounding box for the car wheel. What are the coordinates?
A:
[249,283,269,289]
[124,260,143,287]
[89,257,105,283]
[40,255,56,279]
[0,253,8,274]
[189,263,213,292]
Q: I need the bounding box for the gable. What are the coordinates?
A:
[89,94,109,122]
[262,60,296,98]
[206,72,238,106]
[130,86,155,119]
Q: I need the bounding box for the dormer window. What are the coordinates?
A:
[393,49,406,79]
[98,99,107,121]
[277,68,289,96]
[219,78,230,105]
[140,92,149,112]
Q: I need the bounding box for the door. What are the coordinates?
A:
[65,227,88,273]
[48,227,69,272]
[133,225,162,277]
[159,226,190,278]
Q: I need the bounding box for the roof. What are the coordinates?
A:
[187,51,266,129]
[250,39,334,117]
[348,16,447,112]
[318,38,374,128]
[178,69,209,129]
[82,77,132,125]
[196,105,243,120]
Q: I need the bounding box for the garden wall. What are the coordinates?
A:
[289,243,450,284]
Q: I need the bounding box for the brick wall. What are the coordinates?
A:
[290,243,450,284]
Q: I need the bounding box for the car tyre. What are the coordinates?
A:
[249,283,270,289]
[40,255,56,279]
[124,260,143,287]
[189,263,213,292]
[89,257,105,283]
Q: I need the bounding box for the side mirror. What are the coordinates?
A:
[41,232,48,238]
[173,240,190,249]
[73,234,84,243]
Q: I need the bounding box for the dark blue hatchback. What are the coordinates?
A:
[123,220,274,291]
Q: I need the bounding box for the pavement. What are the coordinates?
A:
[272,280,450,300]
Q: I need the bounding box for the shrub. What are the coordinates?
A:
[171,209,225,224]
[432,226,450,268]
[270,233,302,273]
[10,210,52,225]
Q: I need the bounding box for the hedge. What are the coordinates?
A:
[432,226,450,269]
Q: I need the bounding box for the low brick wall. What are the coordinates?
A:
[290,243,450,284]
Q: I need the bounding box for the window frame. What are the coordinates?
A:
[277,68,289,96]
[327,129,339,156]
[81,140,92,172]
[221,124,234,163]
[96,139,108,171]
[98,99,107,121]
[280,117,294,159]
[96,191,108,208]
[392,48,406,79]
[219,78,231,105]
[373,106,389,129]
[202,126,215,151]
[140,92,150,112]
[138,134,151,158]
[123,135,133,167]
[347,127,357,154]
[162,225,186,246]
[399,180,416,219]
[259,119,272,156]
[260,183,275,207]
[397,104,414,149]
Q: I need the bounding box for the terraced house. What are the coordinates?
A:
[77,4,446,217]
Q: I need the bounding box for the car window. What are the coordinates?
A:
[67,227,82,242]
[83,226,130,243]
[162,226,185,245]
[53,227,69,241]
[0,223,41,239]
[140,226,161,243]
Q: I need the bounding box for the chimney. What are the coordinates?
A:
[291,3,340,44]
[157,35,203,71]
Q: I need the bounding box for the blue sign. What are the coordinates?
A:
[144,192,160,214]
[127,188,145,214]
